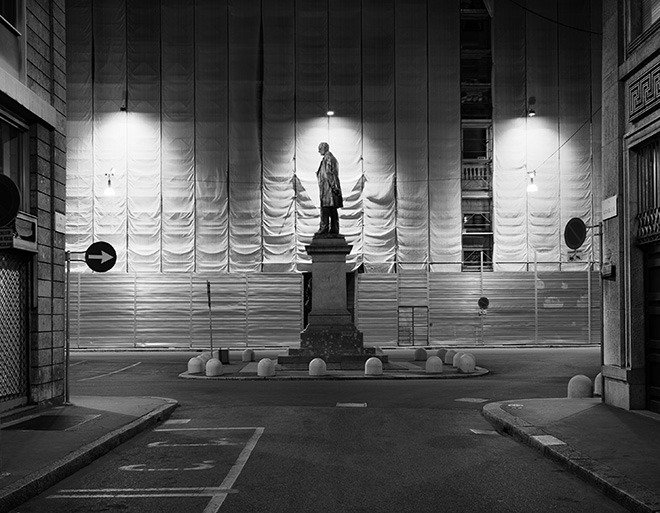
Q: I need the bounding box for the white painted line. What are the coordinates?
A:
[148,439,237,448]
[162,418,191,425]
[78,362,142,381]
[470,428,500,436]
[532,435,566,446]
[69,360,86,367]
[156,426,261,432]
[49,487,237,499]
[203,427,265,513]
[336,402,367,408]
[455,398,489,403]
[119,461,215,472]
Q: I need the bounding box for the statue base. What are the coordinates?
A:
[277,234,387,371]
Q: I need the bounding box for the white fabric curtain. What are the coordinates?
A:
[66,0,598,274]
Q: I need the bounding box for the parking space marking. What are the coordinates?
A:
[119,461,215,472]
[50,487,238,499]
[203,427,265,513]
[148,439,237,448]
[78,362,142,381]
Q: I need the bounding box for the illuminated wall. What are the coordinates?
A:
[66,0,601,273]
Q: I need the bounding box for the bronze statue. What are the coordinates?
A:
[315,142,343,237]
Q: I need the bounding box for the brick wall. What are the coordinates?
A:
[25,0,67,404]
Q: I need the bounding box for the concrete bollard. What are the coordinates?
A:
[198,352,212,364]
[206,358,223,376]
[436,348,448,360]
[414,348,428,361]
[242,349,255,362]
[257,358,276,377]
[365,357,383,376]
[444,349,457,365]
[309,358,327,376]
[567,375,593,398]
[593,372,603,397]
[187,356,204,375]
[452,351,466,367]
[457,353,476,373]
[425,356,443,374]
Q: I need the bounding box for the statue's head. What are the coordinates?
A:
[318,142,329,155]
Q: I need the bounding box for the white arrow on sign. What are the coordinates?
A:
[148,439,237,448]
[119,461,215,472]
[87,250,114,264]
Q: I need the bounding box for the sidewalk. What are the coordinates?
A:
[0,395,178,512]
[483,397,660,513]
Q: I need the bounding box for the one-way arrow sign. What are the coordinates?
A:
[85,241,117,272]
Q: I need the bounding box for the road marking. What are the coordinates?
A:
[69,360,86,367]
[156,426,261,432]
[78,362,142,381]
[532,435,566,446]
[119,461,215,472]
[162,418,191,425]
[203,427,265,513]
[470,428,500,436]
[49,487,238,499]
[148,439,237,448]
[455,398,489,403]
[336,402,367,408]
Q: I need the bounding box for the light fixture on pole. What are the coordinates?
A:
[526,170,538,193]
[326,110,334,117]
[527,108,536,117]
[104,169,115,197]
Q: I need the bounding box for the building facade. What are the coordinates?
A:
[601,0,660,412]
[0,1,66,413]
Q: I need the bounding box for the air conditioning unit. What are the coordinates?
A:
[0,211,38,253]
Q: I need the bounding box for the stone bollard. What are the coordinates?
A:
[444,349,457,365]
[567,375,593,398]
[206,358,223,376]
[198,352,212,364]
[309,358,327,376]
[187,356,204,375]
[436,348,448,360]
[242,349,255,362]
[414,348,428,361]
[593,372,603,397]
[365,357,383,376]
[452,351,466,367]
[425,356,443,374]
[457,353,476,373]
[257,358,276,377]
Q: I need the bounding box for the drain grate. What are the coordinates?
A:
[2,414,100,431]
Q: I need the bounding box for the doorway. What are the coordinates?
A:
[644,244,660,413]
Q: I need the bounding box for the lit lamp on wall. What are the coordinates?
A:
[104,169,115,197]
[526,170,538,193]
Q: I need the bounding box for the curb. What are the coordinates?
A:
[482,401,660,513]
[0,397,179,512]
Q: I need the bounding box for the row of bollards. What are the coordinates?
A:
[567,372,603,398]
[413,347,478,374]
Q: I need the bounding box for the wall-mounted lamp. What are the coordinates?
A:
[527,108,536,117]
[527,96,536,117]
[526,170,538,193]
[326,110,335,117]
[104,169,115,197]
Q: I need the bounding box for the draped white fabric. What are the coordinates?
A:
[66,0,600,274]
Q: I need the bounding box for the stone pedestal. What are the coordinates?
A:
[278,235,387,370]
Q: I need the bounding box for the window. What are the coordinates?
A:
[0,0,18,33]
[629,0,660,42]
[0,114,28,211]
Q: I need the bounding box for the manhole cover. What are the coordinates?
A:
[3,414,100,431]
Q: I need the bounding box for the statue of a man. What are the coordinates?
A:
[315,142,343,237]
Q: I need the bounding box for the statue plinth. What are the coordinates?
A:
[278,235,387,370]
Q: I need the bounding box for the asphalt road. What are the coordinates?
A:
[12,347,628,513]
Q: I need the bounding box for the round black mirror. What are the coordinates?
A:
[0,175,21,227]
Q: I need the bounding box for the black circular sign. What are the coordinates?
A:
[0,175,21,227]
[85,241,117,272]
[564,217,587,250]
[478,297,489,310]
